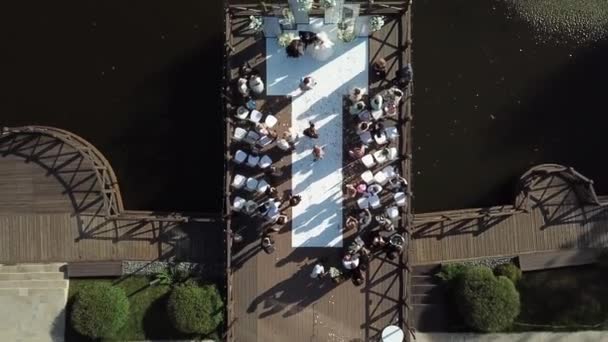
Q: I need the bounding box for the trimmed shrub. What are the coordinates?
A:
[71,283,130,338]
[455,266,520,332]
[436,263,469,282]
[494,263,522,284]
[168,284,223,335]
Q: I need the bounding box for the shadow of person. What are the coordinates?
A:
[247,263,338,319]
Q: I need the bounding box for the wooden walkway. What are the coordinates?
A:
[225,6,412,342]
[0,128,223,269]
[411,168,608,264]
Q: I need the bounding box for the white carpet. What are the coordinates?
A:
[266,20,369,247]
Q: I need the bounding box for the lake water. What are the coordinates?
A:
[4,1,608,215]
[1,1,224,212]
[412,0,608,212]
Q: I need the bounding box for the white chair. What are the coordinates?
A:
[361,154,376,169]
[383,165,397,179]
[277,139,291,151]
[245,177,258,192]
[235,106,249,120]
[232,196,246,212]
[233,127,247,142]
[357,197,369,209]
[246,155,260,168]
[258,155,272,169]
[373,150,389,164]
[257,179,269,194]
[359,131,373,145]
[232,174,246,189]
[385,126,399,141]
[386,206,399,220]
[374,171,388,185]
[374,132,388,145]
[257,135,273,147]
[361,170,375,185]
[368,195,381,209]
[234,150,247,164]
[394,192,407,207]
[244,131,260,145]
[388,147,398,161]
[264,114,278,128]
[249,110,263,123]
[371,109,384,120]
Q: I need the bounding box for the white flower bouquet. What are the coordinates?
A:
[297,0,314,11]
[369,16,385,32]
[278,32,297,47]
[248,15,263,32]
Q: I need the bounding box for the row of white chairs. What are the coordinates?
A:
[232,174,270,194]
[359,126,399,146]
[233,150,272,168]
[356,191,406,210]
[235,108,278,128]
[361,147,398,168]
[361,165,398,185]
[233,127,274,147]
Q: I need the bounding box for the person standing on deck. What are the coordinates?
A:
[313,145,325,161]
[300,76,317,91]
[303,121,319,139]
[310,263,327,279]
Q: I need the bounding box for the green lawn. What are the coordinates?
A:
[66,276,221,341]
[516,265,608,330]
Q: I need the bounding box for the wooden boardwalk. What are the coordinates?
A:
[0,128,223,269]
[225,6,412,342]
[411,167,608,264]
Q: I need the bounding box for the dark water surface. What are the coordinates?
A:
[413,0,608,212]
[1,1,223,212]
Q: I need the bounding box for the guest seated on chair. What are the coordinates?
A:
[261,235,275,254]
[348,144,367,159]
[349,87,364,103]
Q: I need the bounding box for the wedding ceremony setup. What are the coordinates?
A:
[223,1,413,341]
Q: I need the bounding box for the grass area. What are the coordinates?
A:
[516,265,608,330]
[66,276,221,341]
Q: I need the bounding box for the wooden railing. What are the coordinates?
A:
[2,125,124,218]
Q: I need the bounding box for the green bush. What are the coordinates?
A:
[494,263,522,284]
[436,263,469,282]
[455,266,520,332]
[167,284,223,335]
[71,283,130,338]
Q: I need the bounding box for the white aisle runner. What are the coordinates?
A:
[266,21,368,247]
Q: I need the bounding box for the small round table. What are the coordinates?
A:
[381,325,404,342]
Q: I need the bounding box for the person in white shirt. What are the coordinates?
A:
[248,75,265,95]
[300,76,317,91]
[310,263,327,279]
[237,78,249,97]
[349,87,364,103]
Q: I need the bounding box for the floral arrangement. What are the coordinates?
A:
[338,28,356,42]
[248,15,263,32]
[278,32,297,47]
[322,0,337,8]
[297,0,314,11]
[369,16,385,32]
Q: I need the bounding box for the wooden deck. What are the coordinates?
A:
[0,129,224,271]
[226,7,412,342]
[411,169,608,264]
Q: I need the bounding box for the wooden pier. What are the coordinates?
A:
[223,2,414,341]
[411,164,608,264]
[0,126,223,271]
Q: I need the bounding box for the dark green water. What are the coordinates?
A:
[0,1,223,212]
[413,0,608,212]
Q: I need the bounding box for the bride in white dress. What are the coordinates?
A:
[307,31,334,62]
